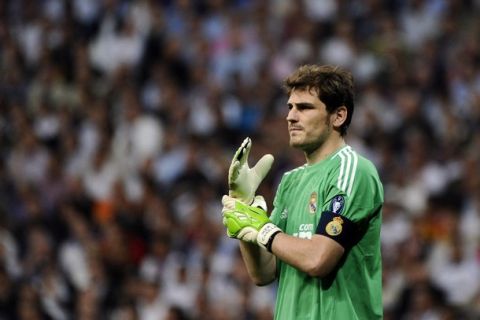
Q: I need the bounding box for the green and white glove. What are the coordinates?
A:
[228,137,274,205]
[222,195,282,252]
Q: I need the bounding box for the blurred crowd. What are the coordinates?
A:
[0,0,479,319]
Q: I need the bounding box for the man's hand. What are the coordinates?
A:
[228,137,274,205]
[222,195,282,252]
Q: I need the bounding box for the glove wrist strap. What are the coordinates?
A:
[257,223,282,252]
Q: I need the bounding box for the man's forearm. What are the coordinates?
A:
[239,241,276,286]
[271,233,344,278]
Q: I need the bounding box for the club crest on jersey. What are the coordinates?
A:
[326,217,344,236]
[330,195,345,214]
[308,192,318,214]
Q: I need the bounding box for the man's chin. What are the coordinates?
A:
[289,137,319,153]
[289,137,304,148]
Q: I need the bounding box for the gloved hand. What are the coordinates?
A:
[222,195,282,252]
[228,137,274,205]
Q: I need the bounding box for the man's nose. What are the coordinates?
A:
[287,107,298,122]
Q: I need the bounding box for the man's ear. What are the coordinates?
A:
[332,106,347,128]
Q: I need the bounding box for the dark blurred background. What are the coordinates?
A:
[0,0,479,319]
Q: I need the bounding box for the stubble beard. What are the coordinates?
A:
[289,117,332,155]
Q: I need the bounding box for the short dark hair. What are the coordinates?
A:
[284,65,354,136]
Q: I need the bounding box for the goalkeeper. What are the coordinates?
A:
[222,65,384,319]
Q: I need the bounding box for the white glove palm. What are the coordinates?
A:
[228,137,274,204]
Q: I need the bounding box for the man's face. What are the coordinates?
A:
[286,88,333,153]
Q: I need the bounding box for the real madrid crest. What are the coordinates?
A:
[308,192,318,214]
[326,217,344,236]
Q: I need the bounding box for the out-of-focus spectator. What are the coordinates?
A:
[0,213,22,279]
[429,233,480,307]
[135,277,168,320]
[7,130,50,188]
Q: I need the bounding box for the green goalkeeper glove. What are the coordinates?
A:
[228,137,274,205]
[222,195,282,252]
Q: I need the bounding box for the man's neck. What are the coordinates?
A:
[305,136,346,165]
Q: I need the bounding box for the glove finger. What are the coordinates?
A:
[230,137,250,165]
[228,160,241,188]
[236,137,251,165]
[223,215,237,238]
[222,195,236,210]
[228,138,250,184]
[252,195,267,211]
[222,210,235,220]
[252,154,274,180]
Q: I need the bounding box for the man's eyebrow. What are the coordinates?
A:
[288,102,315,108]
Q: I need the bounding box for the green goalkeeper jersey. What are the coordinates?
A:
[270,145,383,319]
